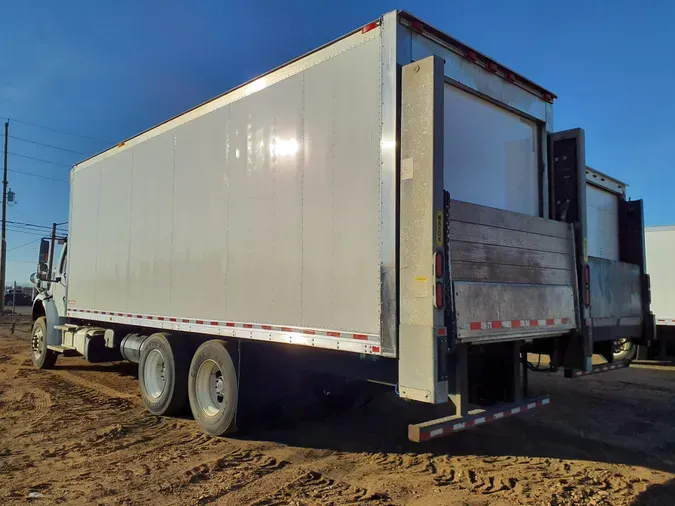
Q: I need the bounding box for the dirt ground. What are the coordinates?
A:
[1,319,674,506]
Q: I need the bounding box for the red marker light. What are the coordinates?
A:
[435,251,444,278]
[361,21,379,34]
[410,20,424,32]
[435,282,444,310]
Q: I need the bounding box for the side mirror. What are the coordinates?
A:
[38,239,50,265]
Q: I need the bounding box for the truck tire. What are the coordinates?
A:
[613,338,637,362]
[188,340,238,436]
[138,333,188,416]
[31,317,58,369]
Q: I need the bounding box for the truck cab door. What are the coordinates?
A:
[52,243,68,317]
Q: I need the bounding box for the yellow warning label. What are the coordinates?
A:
[583,238,588,262]
[436,210,444,247]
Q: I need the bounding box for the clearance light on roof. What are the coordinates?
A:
[410,20,425,32]
[361,21,379,34]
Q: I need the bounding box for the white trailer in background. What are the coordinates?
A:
[29,10,654,442]
[645,227,675,358]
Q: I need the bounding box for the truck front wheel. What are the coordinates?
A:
[31,317,57,369]
[188,340,238,436]
[138,333,188,416]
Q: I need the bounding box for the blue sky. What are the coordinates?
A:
[1,0,673,283]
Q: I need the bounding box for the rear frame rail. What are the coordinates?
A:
[408,395,551,442]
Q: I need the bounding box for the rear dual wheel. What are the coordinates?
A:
[188,340,238,436]
[139,333,189,416]
[138,336,238,436]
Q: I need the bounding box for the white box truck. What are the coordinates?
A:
[645,227,675,358]
[30,10,654,441]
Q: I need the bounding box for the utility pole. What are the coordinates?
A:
[0,121,8,314]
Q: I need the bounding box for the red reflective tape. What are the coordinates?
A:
[530,319,538,327]
[303,329,316,335]
[327,331,341,337]
[546,318,555,326]
[210,321,219,326]
[226,322,235,327]
[465,420,475,428]
[469,322,482,330]
[195,320,204,324]
[372,346,380,353]
[182,318,189,323]
[169,317,176,322]
[353,334,368,340]
[511,320,522,328]
[93,311,99,314]
[261,325,272,330]
[118,313,123,316]
[491,321,503,329]
[437,327,447,336]
[158,316,165,321]
[281,327,293,332]
[136,315,142,319]
[562,317,570,324]
[243,324,253,329]
[147,316,153,320]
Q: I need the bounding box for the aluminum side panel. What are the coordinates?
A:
[93,151,133,311]
[646,228,675,320]
[302,37,382,334]
[586,185,619,261]
[67,163,101,309]
[171,106,230,319]
[127,134,175,315]
[225,74,304,325]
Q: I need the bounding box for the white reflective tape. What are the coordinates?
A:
[493,412,504,419]
[452,422,465,431]
[502,320,512,328]
[541,398,550,405]
[511,407,521,414]
[527,402,536,410]
[520,320,530,327]
[537,319,547,326]
[554,318,562,325]
[430,428,443,437]
[474,417,486,425]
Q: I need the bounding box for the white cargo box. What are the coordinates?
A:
[66,11,562,359]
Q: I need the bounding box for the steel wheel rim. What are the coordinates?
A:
[32,326,44,360]
[196,359,225,417]
[144,349,167,399]
[613,338,630,354]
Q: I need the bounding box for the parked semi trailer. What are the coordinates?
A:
[29,10,654,441]
[645,226,675,358]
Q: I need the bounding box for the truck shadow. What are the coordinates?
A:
[240,368,675,477]
[631,478,675,505]
[53,360,138,379]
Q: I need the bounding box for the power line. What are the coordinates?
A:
[5,117,112,144]
[8,168,69,183]
[8,220,62,229]
[6,152,71,168]
[7,238,41,252]
[8,135,91,156]
[6,228,51,237]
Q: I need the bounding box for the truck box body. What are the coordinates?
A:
[584,167,646,339]
[27,11,655,439]
[63,10,650,388]
[67,11,577,360]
